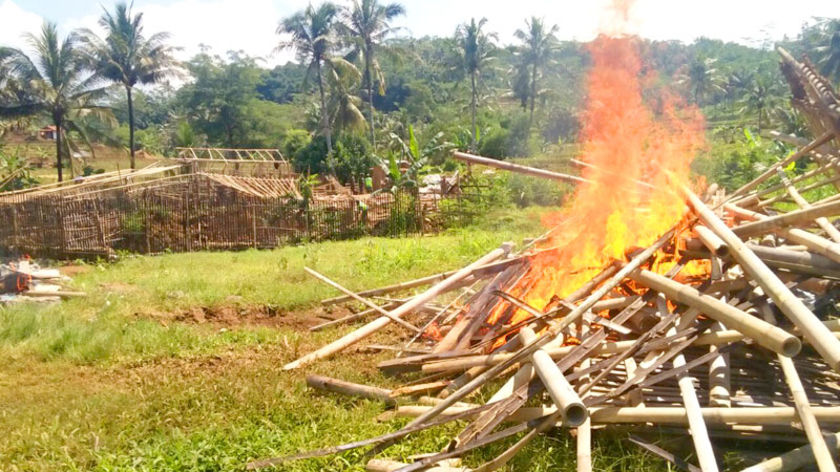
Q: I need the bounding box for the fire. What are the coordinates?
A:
[486,0,706,333]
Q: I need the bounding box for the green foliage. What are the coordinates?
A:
[281,128,312,158]
[478,113,535,158]
[0,146,37,190]
[294,135,330,174]
[693,127,789,191]
[333,133,375,184]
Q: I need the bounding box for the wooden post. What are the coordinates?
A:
[144,193,151,254]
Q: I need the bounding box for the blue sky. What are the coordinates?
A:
[3,0,840,68]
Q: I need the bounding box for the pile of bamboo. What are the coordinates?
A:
[246,50,840,471]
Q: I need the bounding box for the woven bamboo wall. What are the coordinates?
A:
[0,173,438,258]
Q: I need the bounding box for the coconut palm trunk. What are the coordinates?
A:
[470,70,477,151]
[365,45,376,148]
[316,62,333,155]
[529,62,537,129]
[126,85,135,169]
[54,119,63,182]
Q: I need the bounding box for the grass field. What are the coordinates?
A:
[0,207,681,471]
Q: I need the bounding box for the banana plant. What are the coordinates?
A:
[379,124,452,193]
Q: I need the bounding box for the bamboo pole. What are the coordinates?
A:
[453,151,589,184]
[687,188,840,370]
[629,269,800,356]
[577,359,593,472]
[728,130,836,200]
[732,198,840,238]
[306,374,395,406]
[396,405,840,425]
[777,356,837,471]
[304,267,421,333]
[283,244,512,370]
[319,257,520,306]
[740,432,840,472]
[366,459,472,472]
[520,326,587,427]
[777,169,840,242]
[708,322,731,408]
[666,308,719,472]
[695,225,729,258]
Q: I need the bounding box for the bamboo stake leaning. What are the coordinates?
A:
[283,243,513,370]
[776,168,840,242]
[660,301,719,472]
[304,267,421,333]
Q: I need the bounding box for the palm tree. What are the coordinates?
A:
[78,2,178,170]
[0,23,113,182]
[739,77,781,133]
[339,0,405,148]
[681,57,723,106]
[324,58,367,134]
[514,17,558,130]
[455,18,497,151]
[819,30,840,84]
[279,3,340,156]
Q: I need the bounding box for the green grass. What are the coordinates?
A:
[0,207,679,471]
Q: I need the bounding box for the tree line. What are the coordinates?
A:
[1,1,840,187]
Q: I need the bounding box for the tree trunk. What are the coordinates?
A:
[470,71,477,152]
[127,85,136,170]
[366,47,376,149]
[55,119,63,183]
[529,62,538,131]
[316,61,333,160]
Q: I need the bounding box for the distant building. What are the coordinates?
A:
[38,126,57,141]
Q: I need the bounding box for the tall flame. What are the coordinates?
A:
[488,0,706,327]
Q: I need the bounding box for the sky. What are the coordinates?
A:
[1,0,840,68]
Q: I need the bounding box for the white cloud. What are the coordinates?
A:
[136,0,296,66]
[0,0,44,51]
[3,0,840,69]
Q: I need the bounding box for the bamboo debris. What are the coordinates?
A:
[247,48,840,472]
[283,243,512,370]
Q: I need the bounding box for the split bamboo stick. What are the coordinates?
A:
[283,244,513,370]
[304,267,421,333]
[687,188,840,370]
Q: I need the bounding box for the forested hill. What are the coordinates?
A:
[2,4,839,190]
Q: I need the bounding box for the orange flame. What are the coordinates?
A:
[488,0,706,332]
